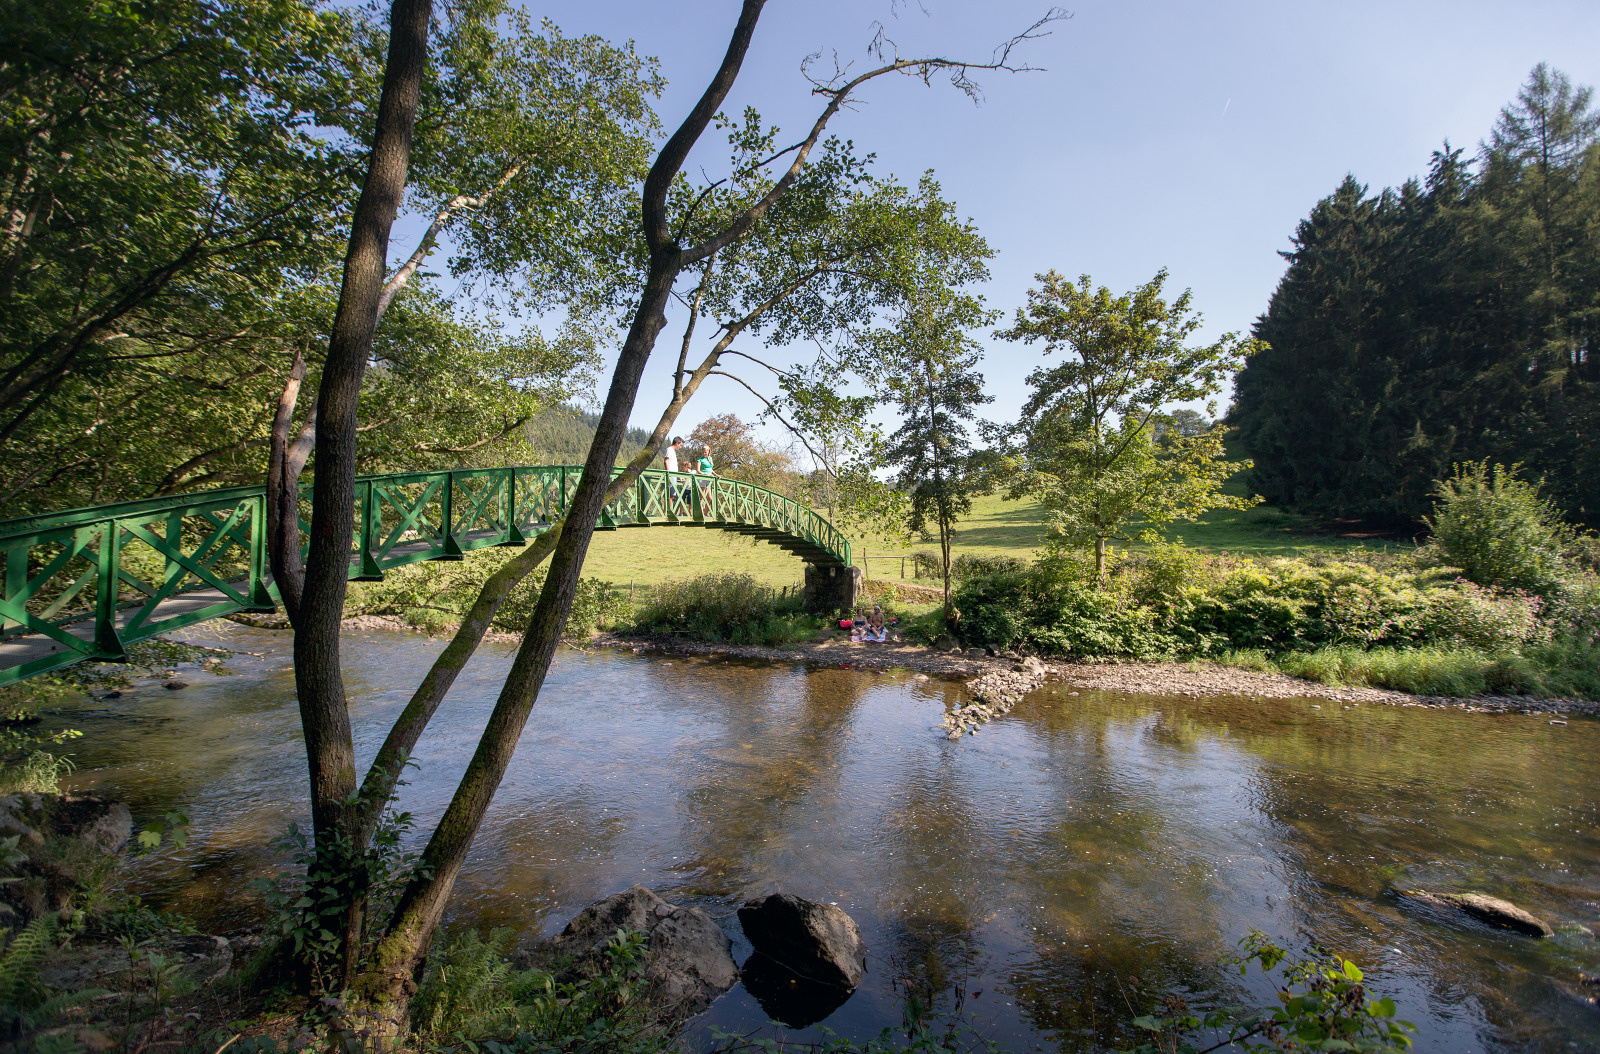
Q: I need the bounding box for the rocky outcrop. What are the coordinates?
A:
[0,793,132,853]
[737,893,866,990]
[548,886,737,1013]
[1397,889,1556,938]
[943,656,1056,739]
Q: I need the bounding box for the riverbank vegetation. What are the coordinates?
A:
[937,462,1600,699]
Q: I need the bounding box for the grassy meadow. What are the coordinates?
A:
[570,486,1405,592]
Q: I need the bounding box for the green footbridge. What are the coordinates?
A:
[0,466,853,686]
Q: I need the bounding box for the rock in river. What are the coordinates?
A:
[548,886,738,1012]
[1398,889,1555,938]
[738,893,866,990]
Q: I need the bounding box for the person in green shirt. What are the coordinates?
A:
[695,444,715,475]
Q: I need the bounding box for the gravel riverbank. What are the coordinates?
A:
[231,616,1599,718]
[590,630,1600,718]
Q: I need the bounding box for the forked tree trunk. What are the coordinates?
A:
[354,1,768,1015]
[290,0,434,989]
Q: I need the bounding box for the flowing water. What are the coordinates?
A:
[53,623,1600,1052]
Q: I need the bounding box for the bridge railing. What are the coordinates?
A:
[0,465,849,685]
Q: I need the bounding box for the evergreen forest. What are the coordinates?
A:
[1231,65,1600,525]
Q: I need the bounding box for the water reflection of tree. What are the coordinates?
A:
[935,692,1280,1051]
[670,661,871,896]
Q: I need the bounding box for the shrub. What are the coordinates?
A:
[1424,461,1571,592]
[953,560,1169,658]
[494,569,630,638]
[1542,576,1600,646]
[1415,580,1543,652]
[630,573,815,646]
[346,552,629,638]
[1127,539,1209,609]
[910,550,944,579]
[950,553,1028,579]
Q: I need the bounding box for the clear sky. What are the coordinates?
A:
[485,0,1599,448]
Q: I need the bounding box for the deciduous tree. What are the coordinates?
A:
[998,269,1258,581]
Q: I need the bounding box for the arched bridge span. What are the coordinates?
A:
[0,466,854,685]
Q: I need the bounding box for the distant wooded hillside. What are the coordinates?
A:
[524,407,652,466]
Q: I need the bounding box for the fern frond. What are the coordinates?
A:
[0,914,60,1018]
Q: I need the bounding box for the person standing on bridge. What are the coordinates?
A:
[664,437,685,509]
[694,442,716,512]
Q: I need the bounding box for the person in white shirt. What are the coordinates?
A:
[664,436,685,508]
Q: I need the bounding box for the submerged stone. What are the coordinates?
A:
[740,950,856,1028]
[1398,889,1556,938]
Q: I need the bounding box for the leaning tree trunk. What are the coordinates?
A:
[353,1,769,1018]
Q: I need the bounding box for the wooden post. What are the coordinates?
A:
[901,555,905,579]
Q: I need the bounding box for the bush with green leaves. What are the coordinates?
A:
[953,557,1170,658]
[953,542,1598,697]
[950,553,1028,580]
[411,926,669,1053]
[252,792,429,995]
[1121,930,1415,1054]
[1424,461,1572,593]
[629,573,816,646]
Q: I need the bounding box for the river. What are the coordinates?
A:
[54,623,1600,1053]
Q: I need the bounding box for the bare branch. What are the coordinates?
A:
[675,253,716,400]
[376,160,525,318]
[707,368,833,467]
[414,416,530,454]
[681,10,1064,266]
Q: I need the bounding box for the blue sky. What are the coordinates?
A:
[469,0,1599,449]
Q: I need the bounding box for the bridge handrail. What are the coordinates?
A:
[0,464,851,685]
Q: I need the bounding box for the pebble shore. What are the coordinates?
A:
[234,616,1600,724]
[589,630,1600,723]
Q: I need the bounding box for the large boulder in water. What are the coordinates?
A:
[548,886,737,1013]
[737,893,866,990]
[1397,889,1555,938]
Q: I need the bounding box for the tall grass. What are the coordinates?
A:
[1210,639,1600,699]
[629,573,815,647]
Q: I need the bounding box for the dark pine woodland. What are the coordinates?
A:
[1231,65,1600,526]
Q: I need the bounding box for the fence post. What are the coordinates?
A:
[441,472,463,558]
[2,545,27,633]
[357,480,384,579]
[248,496,276,608]
[503,468,527,546]
[93,520,126,659]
